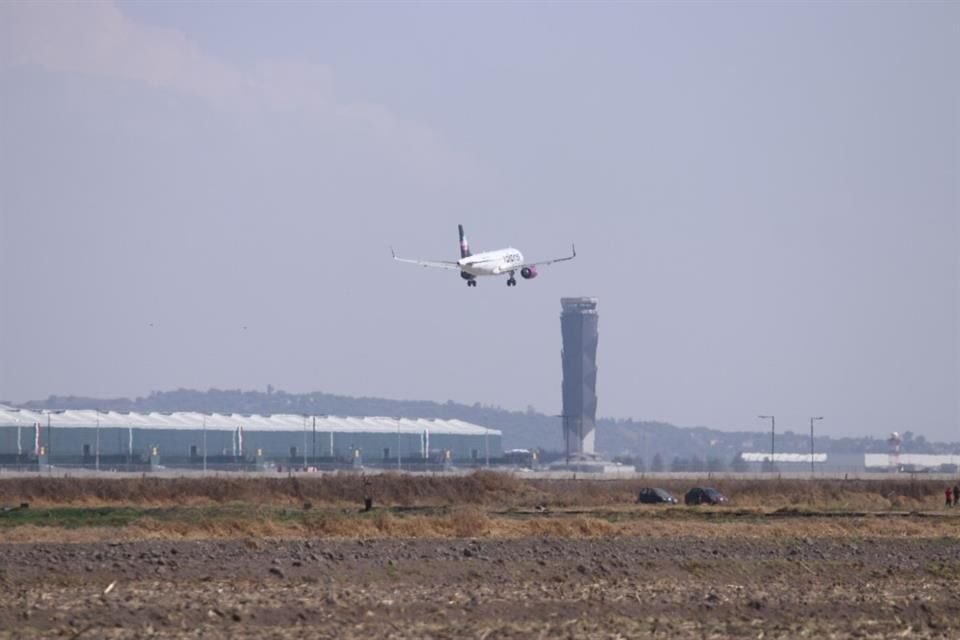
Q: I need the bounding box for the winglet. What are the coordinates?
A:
[572,244,577,258]
[390,246,397,259]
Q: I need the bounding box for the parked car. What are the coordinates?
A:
[636,487,678,504]
[684,487,728,505]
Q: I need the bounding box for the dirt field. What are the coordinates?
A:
[3,475,960,638]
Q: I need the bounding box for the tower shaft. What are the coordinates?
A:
[560,297,599,456]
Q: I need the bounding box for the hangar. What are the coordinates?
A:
[0,405,502,470]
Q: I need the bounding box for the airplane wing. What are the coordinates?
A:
[517,244,577,271]
[391,247,462,270]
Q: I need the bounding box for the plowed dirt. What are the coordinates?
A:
[3,475,960,638]
[3,516,960,638]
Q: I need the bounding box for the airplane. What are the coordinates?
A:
[392,224,576,287]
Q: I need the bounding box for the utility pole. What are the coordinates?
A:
[485,429,489,468]
[396,417,402,471]
[758,415,775,471]
[95,409,101,472]
[202,414,207,474]
[555,414,570,467]
[810,416,824,475]
[302,414,308,470]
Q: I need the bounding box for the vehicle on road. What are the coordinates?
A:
[684,487,728,505]
[636,487,678,504]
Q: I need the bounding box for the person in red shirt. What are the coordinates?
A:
[946,486,953,507]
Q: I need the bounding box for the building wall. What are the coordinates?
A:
[0,425,502,463]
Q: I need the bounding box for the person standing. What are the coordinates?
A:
[953,483,959,507]
[946,486,953,508]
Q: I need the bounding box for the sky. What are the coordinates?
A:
[0,1,957,441]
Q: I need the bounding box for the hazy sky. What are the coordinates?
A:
[1,1,957,441]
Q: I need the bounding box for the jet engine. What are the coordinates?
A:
[520,266,538,279]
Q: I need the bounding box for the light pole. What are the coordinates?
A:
[485,428,489,468]
[396,417,402,471]
[554,414,570,466]
[302,414,308,470]
[95,409,101,472]
[641,430,646,473]
[758,415,775,472]
[809,417,824,475]
[43,409,65,461]
[202,414,207,474]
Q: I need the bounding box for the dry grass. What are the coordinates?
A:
[528,477,948,510]
[2,473,959,545]
[0,472,544,508]
[128,509,960,541]
[3,505,959,544]
[0,473,952,510]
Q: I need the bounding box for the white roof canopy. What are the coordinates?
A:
[0,406,500,436]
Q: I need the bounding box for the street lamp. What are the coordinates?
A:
[554,414,570,466]
[42,409,64,461]
[14,413,21,457]
[809,417,824,475]
[484,428,489,468]
[395,417,402,471]
[95,409,101,472]
[302,414,309,470]
[758,415,775,471]
[202,414,207,474]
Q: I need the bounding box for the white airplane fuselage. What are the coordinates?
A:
[391,224,574,287]
[459,248,524,277]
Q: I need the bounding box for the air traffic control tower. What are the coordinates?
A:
[560,297,599,456]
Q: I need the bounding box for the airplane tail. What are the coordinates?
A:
[458,224,471,258]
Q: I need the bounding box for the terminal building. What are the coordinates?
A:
[736,452,960,474]
[0,405,502,471]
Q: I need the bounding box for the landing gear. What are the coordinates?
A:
[506,277,517,287]
[466,280,477,287]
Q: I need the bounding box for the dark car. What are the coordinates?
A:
[636,487,678,504]
[684,487,728,505]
